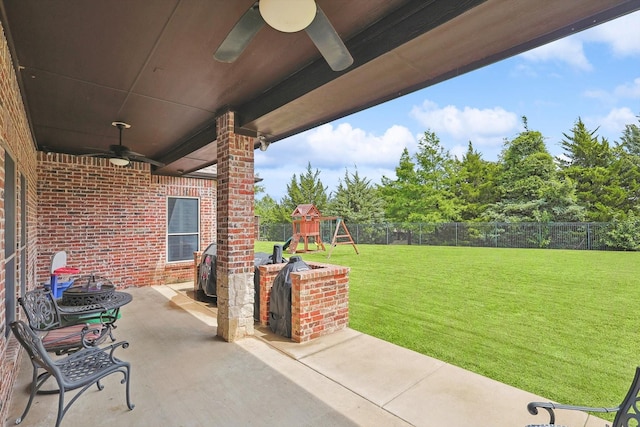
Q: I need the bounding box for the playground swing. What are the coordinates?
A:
[326,217,359,259]
[284,204,358,257]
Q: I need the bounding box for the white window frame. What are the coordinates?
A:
[166,196,200,263]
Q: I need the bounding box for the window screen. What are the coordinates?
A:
[167,197,199,262]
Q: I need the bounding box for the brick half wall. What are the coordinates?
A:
[258,261,350,343]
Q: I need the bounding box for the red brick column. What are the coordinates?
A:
[215,110,255,342]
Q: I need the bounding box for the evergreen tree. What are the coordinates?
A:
[557,118,620,221]
[254,194,281,225]
[280,162,329,219]
[379,148,422,222]
[615,115,640,214]
[380,131,459,223]
[328,167,385,223]
[453,142,499,221]
[411,130,460,222]
[557,118,612,169]
[487,117,584,222]
[620,114,640,156]
[611,147,640,215]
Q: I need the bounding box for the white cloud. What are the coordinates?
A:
[254,123,416,200]
[520,37,592,71]
[256,123,415,169]
[613,77,640,99]
[450,144,468,160]
[410,100,519,147]
[580,77,640,109]
[518,11,640,71]
[582,88,615,104]
[581,11,640,57]
[585,107,637,136]
[304,123,416,169]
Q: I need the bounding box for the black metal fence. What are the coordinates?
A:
[259,222,612,250]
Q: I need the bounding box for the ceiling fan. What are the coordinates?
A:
[79,122,165,167]
[214,0,353,72]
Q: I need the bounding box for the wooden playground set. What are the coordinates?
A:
[284,204,359,258]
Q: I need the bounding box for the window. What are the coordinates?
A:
[167,197,199,262]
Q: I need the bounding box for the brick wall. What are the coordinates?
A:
[36,153,217,289]
[258,261,350,343]
[0,19,39,425]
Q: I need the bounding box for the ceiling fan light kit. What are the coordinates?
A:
[109,157,130,166]
[259,0,317,33]
[110,122,132,166]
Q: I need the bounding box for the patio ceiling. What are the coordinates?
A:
[1,0,639,176]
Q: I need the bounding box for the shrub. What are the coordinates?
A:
[605,211,640,250]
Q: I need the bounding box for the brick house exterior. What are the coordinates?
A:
[0,20,219,421]
[36,153,216,288]
[1,18,38,421]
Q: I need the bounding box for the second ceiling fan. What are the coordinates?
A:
[214,0,353,72]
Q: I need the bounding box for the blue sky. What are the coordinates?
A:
[255,10,640,202]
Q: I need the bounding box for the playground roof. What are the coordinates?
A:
[292,204,321,218]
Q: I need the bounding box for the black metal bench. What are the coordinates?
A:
[527,366,640,426]
[10,320,134,427]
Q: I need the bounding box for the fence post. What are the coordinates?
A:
[386,223,389,245]
[455,222,458,246]
[587,223,591,250]
[494,222,498,247]
[538,222,542,247]
[419,224,422,245]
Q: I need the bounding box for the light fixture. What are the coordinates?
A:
[257,135,270,151]
[109,157,130,166]
[259,0,317,33]
[109,121,131,166]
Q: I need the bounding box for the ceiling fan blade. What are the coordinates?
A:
[122,149,145,157]
[305,6,353,72]
[128,154,165,168]
[76,151,111,157]
[214,3,265,63]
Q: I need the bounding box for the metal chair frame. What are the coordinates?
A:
[10,320,134,427]
[18,288,112,354]
[528,366,640,427]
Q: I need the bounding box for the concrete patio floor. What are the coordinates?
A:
[5,283,610,427]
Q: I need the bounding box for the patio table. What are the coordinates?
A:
[58,278,133,330]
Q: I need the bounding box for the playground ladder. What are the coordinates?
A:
[328,218,359,258]
[288,234,300,254]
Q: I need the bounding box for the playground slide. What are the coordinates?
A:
[283,236,292,251]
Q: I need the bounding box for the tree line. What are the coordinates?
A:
[255,115,640,249]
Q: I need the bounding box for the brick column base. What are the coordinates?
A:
[217,272,255,341]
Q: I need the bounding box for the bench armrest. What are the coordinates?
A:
[527,401,620,424]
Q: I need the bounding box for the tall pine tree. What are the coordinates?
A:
[453,142,499,221]
[328,168,385,223]
[488,117,584,222]
[279,162,329,220]
[557,118,620,221]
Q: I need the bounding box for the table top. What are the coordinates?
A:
[58,291,133,313]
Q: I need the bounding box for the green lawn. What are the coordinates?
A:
[255,241,640,413]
